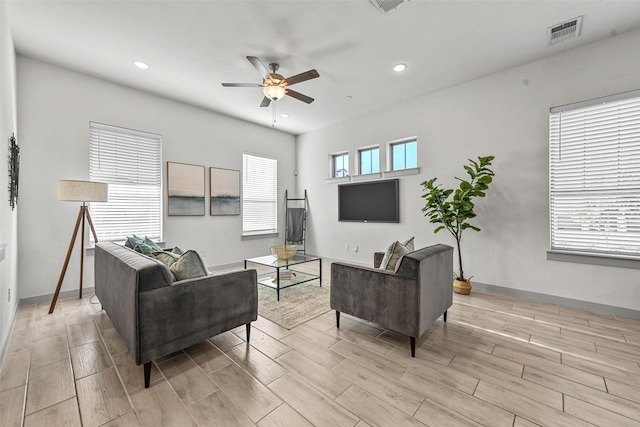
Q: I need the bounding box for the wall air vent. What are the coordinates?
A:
[369,0,408,13]
[548,16,583,46]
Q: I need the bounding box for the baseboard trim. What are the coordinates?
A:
[472,281,640,320]
[19,287,94,306]
[0,301,18,369]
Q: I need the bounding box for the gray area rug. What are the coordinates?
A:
[257,280,331,329]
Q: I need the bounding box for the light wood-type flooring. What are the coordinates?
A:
[2,261,640,426]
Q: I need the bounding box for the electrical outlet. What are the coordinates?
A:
[353,245,358,252]
[345,244,349,252]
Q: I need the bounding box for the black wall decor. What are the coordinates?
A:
[8,133,19,210]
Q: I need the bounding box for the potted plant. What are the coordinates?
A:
[421,155,495,294]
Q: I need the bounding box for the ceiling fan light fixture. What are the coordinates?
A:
[263,85,286,100]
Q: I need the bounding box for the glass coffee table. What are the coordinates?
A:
[244,254,322,301]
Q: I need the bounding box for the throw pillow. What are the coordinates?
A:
[169,250,209,281]
[143,237,163,252]
[153,251,180,267]
[379,237,415,271]
[125,235,143,249]
[133,242,153,255]
[401,237,415,252]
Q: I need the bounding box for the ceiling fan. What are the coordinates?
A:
[222,56,319,108]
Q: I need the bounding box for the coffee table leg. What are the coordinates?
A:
[319,258,322,287]
[276,268,280,301]
[244,260,247,269]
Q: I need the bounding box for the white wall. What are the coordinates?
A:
[297,28,640,312]
[0,0,19,354]
[16,57,296,300]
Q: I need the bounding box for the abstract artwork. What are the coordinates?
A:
[167,162,205,216]
[210,167,240,215]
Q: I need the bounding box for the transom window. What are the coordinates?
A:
[390,139,417,171]
[359,147,380,175]
[549,91,640,259]
[89,122,162,243]
[333,153,349,178]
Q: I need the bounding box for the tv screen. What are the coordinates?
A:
[338,179,399,223]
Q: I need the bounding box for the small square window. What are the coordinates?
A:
[391,140,417,171]
[359,147,380,175]
[333,153,349,178]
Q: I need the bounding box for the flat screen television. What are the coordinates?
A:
[338,179,399,223]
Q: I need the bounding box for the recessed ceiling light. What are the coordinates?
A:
[133,60,150,70]
[393,63,407,72]
[281,113,289,118]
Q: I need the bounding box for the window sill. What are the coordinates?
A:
[326,176,350,184]
[383,167,421,178]
[547,250,640,269]
[350,173,382,182]
[242,232,279,240]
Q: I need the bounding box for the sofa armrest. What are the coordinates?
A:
[136,269,258,364]
[330,262,420,337]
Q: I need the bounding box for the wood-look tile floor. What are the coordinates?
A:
[2,263,640,426]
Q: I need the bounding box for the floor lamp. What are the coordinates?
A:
[49,180,108,314]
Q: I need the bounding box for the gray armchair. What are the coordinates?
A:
[330,244,453,356]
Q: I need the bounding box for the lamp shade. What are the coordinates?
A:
[58,180,108,202]
[263,85,285,101]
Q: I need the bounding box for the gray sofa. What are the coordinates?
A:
[95,242,258,387]
[330,244,453,356]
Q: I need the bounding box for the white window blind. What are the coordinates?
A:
[549,92,640,258]
[242,153,277,235]
[89,122,162,243]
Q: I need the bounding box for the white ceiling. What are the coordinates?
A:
[6,1,640,135]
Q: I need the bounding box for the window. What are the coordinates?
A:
[333,153,349,178]
[89,122,162,242]
[549,91,640,259]
[391,139,417,171]
[243,153,277,235]
[359,147,380,175]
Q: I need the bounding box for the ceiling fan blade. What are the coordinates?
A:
[260,97,272,108]
[285,69,319,86]
[286,89,314,104]
[221,83,263,87]
[247,56,270,80]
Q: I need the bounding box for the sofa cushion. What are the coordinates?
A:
[125,235,143,249]
[169,250,209,281]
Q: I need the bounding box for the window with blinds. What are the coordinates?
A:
[242,153,277,235]
[549,91,640,258]
[89,122,162,243]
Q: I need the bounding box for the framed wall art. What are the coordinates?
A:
[167,161,205,216]
[210,167,240,215]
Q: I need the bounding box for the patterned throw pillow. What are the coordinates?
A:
[143,237,163,252]
[379,237,415,271]
[169,250,209,281]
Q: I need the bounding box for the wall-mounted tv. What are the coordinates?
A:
[338,179,399,223]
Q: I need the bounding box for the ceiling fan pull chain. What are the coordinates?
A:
[272,100,277,127]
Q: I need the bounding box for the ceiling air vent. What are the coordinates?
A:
[548,16,583,46]
[370,0,408,13]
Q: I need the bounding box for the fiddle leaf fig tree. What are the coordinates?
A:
[421,155,495,282]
